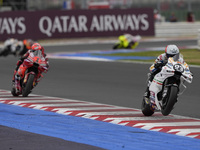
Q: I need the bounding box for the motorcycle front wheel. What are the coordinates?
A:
[161,86,178,116]
[113,43,122,49]
[0,48,10,56]
[22,74,35,97]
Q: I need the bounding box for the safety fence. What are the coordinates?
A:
[155,22,200,37]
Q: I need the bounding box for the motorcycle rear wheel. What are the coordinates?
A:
[11,87,19,97]
[22,74,35,97]
[161,86,178,116]
[141,97,154,116]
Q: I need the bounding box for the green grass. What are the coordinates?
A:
[94,49,200,65]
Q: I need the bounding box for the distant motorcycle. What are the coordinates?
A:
[12,50,48,97]
[0,38,33,57]
[113,35,141,50]
[0,38,19,56]
[141,54,193,116]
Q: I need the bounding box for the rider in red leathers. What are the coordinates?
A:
[13,43,49,93]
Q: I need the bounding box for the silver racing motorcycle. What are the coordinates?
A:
[141,54,193,116]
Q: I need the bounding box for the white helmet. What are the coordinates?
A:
[165,44,179,58]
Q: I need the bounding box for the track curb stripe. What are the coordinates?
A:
[0,89,200,139]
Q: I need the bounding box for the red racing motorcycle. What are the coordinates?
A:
[12,50,48,97]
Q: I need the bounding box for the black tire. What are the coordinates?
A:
[22,74,35,97]
[141,97,154,116]
[11,87,19,97]
[0,49,2,56]
[161,86,178,116]
[113,43,121,49]
[0,48,10,56]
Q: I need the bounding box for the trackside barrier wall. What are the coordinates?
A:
[156,22,200,49]
[0,8,154,41]
[155,22,200,37]
[1,9,200,45]
[198,29,200,50]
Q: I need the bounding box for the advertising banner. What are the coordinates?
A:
[0,8,154,41]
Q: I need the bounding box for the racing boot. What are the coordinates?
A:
[144,71,156,97]
[12,60,22,82]
[12,70,17,83]
[144,73,153,98]
[15,74,22,94]
[150,100,157,111]
[144,86,150,98]
[149,91,157,111]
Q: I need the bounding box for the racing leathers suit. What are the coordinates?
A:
[13,48,49,92]
[144,53,169,98]
[118,34,139,49]
[145,52,186,98]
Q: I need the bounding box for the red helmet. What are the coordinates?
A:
[31,43,42,51]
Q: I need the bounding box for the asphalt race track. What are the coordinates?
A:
[0,38,199,149]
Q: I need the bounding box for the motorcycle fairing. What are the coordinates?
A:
[149,56,193,111]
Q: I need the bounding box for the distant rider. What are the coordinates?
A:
[20,39,35,56]
[144,45,181,100]
[0,38,35,57]
[13,43,49,92]
[113,34,141,49]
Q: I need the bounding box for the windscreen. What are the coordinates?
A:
[172,53,180,61]
[32,50,42,57]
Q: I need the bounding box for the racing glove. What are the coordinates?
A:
[154,62,167,71]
